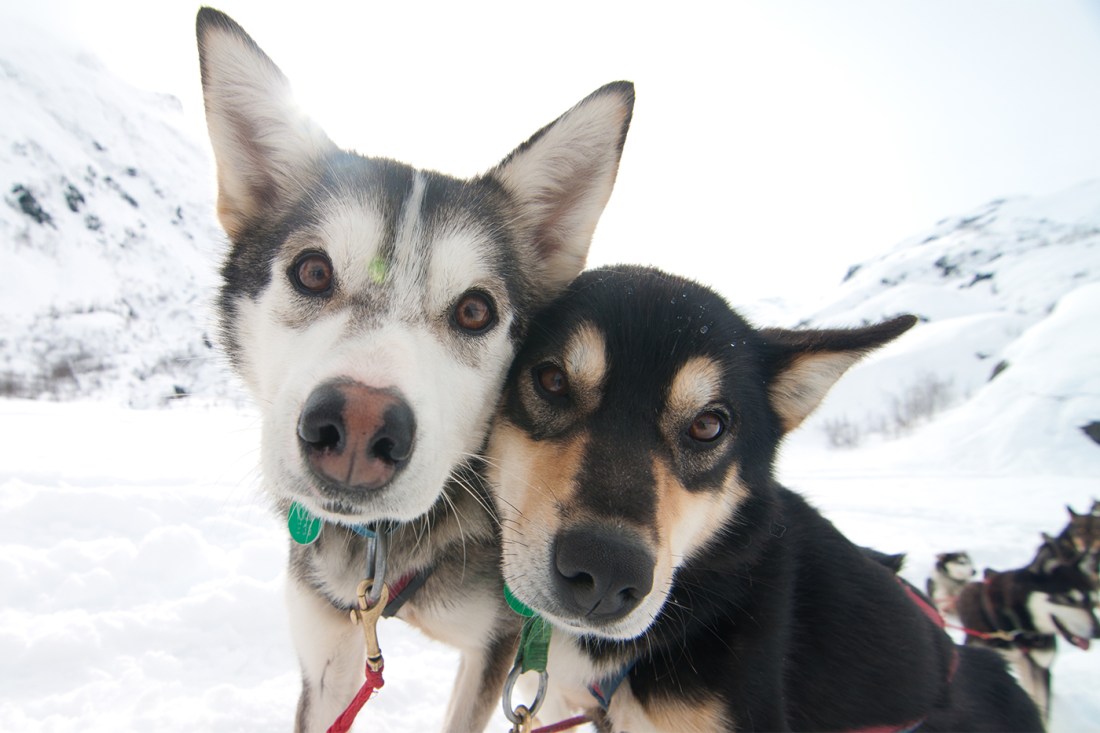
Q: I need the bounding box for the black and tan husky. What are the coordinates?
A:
[195,8,633,731]
[486,265,1043,732]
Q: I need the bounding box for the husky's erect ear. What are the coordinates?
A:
[760,315,917,433]
[488,82,634,297]
[195,7,335,239]
[1029,532,1064,574]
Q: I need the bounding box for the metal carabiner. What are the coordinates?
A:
[506,704,532,733]
[351,579,390,672]
[502,660,548,727]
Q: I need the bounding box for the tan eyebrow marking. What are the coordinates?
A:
[562,321,608,410]
[666,356,723,417]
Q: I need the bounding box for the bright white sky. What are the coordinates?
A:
[16,0,1100,315]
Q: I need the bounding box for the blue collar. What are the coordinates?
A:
[588,661,635,710]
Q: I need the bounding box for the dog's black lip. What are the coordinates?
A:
[530,599,648,640]
[1051,614,1092,650]
[316,497,375,516]
[302,464,396,499]
[293,479,393,518]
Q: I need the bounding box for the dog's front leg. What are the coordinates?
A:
[440,632,517,733]
[286,573,365,733]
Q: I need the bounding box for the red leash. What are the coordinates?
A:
[944,621,1019,642]
[326,581,390,733]
[326,662,385,733]
[532,714,591,733]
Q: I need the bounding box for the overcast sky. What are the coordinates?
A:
[14,0,1100,316]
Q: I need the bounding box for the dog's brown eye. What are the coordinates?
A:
[688,411,724,442]
[534,364,569,399]
[291,252,334,295]
[452,291,496,333]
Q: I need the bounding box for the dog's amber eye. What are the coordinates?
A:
[291,252,334,295]
[688,411,724,442]
[453,291,496,333]
[534,364,569,399]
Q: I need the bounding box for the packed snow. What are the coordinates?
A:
[2,395,1097,732]
[2,8,1098,733]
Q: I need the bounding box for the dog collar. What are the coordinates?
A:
[588,661,635,710]
[381,567,431,618]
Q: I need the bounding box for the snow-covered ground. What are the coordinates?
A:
[1,396,1096,733]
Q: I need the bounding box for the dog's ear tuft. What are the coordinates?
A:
[760,315,917,433]
[196,8,335,239]
[488,82,634,299]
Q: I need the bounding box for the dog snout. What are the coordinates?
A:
[297,381,416,491]
[553,525,655,621]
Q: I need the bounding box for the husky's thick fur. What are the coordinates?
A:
[486,266,1043,732]
[195,8,633,731]
[956,535,1100,722]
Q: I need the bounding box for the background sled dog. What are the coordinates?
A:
[195,8,633,731]
[956,534,1099,722]
[927,550,976,617]
[1032,503,1100,586]
[487,265,1043,732]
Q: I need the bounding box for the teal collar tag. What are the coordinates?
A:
[288,501,322,545]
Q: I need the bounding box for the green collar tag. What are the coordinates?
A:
[504,584,551,673]
[518,615,551,673]
[288,501,322,545]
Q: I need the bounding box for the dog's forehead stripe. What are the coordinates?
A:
[387,172,433,304]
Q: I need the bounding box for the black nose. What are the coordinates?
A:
[553,525,655,621]
[297,381,415,491]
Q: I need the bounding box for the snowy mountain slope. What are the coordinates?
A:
[0,12,237,406]
[794,180,1100,475]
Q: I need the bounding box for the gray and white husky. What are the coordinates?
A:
[926,551,976,618]
[195,8,633,731]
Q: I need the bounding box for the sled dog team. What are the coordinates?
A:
[928,502,1100,724]
[196,7,1092,731]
